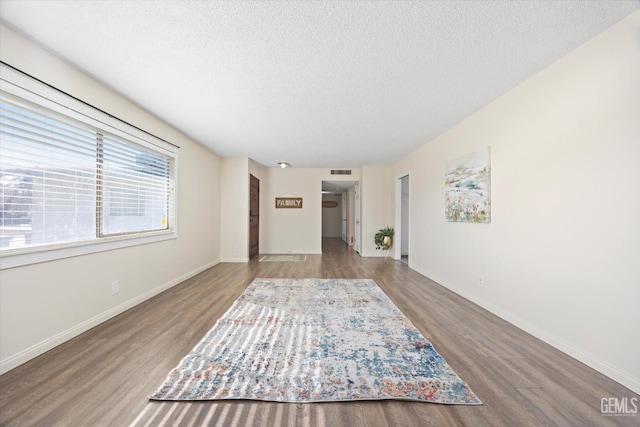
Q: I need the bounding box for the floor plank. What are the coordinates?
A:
[0,238,637,426]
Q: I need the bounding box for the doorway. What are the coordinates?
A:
[354,182,361,254]
[321,192,342,239]
[249,174,259,259]
[321,180,359,253]
[395,174,409,263]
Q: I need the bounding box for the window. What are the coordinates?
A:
[0,64,177,269]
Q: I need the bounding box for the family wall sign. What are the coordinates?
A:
[275,197,303,209]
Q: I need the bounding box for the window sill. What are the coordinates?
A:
[0,231,177,270]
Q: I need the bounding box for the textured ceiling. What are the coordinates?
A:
[1,1,638,168]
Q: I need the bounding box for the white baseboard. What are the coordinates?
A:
[411,264,640,395]
[0,259,220,375]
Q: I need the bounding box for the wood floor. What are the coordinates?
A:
[0,238,637,426]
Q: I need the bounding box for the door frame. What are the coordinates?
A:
[249,174,260,259]
[354,182,361,253]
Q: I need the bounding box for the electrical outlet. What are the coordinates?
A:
[111,280,120,295]
[233,246,238,252]
[478,276,484,287]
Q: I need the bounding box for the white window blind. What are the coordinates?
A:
[1,92,98,248]
[0,64,177,269]
[101,132,172,235]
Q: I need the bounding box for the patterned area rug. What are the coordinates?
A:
[259,255,307,262]
[149,278,481,404]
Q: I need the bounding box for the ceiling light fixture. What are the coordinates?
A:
[278,162,291,168]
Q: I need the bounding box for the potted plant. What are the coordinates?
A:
[374,226,394,250]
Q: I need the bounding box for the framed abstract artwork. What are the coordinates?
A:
[445,147,491,223]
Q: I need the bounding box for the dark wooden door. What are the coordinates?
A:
[249,174,259,259]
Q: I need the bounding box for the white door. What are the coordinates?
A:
[354,182,361,253]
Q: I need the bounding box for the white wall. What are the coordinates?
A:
[0,25,222,373]
[401,176,410,255]
[260,168,360,254]
[248,159,263,183]
[360,166,393,257]
[392,12,640,393]
[220,157,249,262]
